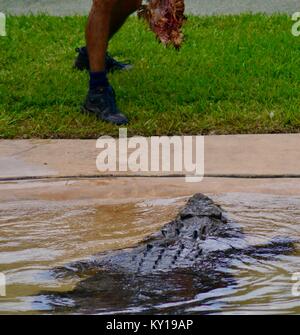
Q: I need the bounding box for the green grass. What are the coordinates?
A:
[0,14,300,138]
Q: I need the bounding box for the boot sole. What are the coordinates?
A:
[81,106,128,126]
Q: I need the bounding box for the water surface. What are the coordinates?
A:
[0,187,299,314]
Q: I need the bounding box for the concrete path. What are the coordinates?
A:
[0,134,299,180]
[0,0,298,16]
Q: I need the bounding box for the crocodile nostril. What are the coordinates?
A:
[200,226,207,240]
[193,230,198,239]
[147,244,153,251]
[161,229,167,237]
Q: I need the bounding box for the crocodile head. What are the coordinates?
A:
[90,194,250,274]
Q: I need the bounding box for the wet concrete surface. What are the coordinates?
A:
[0,0,298,16]
[2,177,300,203]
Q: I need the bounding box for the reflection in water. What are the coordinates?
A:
[0,193,300,314]
[43,269,235,315]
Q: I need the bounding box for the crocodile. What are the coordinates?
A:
[38,194,296,313]
[65,193,294,274]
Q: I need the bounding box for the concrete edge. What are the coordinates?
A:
[0,134,299,180]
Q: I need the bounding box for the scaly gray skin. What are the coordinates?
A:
[67,193,294,275]
[39,193,295,314]
[92,194,242,274]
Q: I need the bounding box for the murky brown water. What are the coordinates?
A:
[0,179,300,314]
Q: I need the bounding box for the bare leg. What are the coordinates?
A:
[86,0,117,72]
[82,0,142,125]
[86,0,142,72]
[109,0,142,39]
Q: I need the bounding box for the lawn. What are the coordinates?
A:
[0,14,299,138]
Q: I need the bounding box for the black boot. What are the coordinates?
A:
[74,47,132,73]
[82,85,128,125]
